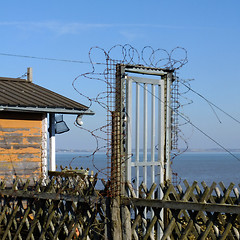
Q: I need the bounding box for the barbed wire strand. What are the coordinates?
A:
[3,45,238,193]
[69,44,240,197]
[69,44,189,195]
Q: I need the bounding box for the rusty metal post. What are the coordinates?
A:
[109,64,124,240]
[111,111,121,197]
[110,111,122,240]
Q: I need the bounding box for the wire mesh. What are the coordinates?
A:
[71,45,188,196]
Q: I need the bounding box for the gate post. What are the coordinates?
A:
[165,72,173,183]
[109,64,125,240]
[110,111,122,240]
[115,64,132,239]
[113,64,174,239]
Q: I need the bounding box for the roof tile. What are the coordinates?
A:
[0,78,90,114]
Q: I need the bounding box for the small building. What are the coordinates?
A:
[0,68,94,184]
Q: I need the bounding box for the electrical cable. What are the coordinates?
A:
[0,46,188,69]
[180,81,240,125]
[4,47,237,178]
[0,52,106,65]
[70,45,240,190]
[137,82,240,162]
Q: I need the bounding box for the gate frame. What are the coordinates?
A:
[115,64,174,194]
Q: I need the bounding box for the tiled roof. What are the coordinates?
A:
[0,77,93,115]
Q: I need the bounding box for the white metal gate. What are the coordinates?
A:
[118,65,173,197]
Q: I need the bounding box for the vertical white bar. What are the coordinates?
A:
[49,113,56,171]
[41,113,48,179]
[126,78,132,182]
[143,83,148,187]
[165,73,172,181]
[151,84,155,185]
[158,81,165,239]
[151,84,156,237]
[160,80,165,191]
[157,84,161,192]
[135,83,140,196]
[142,83,148,234]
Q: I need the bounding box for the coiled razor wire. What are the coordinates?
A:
[71,45,188,190]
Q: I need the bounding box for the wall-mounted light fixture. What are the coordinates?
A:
[76,114,83,126]
[55,114,70,134]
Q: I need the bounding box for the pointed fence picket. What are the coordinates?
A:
[0,176,239,239]
[122,180,240,239]
[0,172,105,240]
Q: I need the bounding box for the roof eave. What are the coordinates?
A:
[0,106,95,115]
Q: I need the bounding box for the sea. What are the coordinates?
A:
[55,151,240,189]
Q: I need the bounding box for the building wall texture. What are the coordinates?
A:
[0,112,43,184]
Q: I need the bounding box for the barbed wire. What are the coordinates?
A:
[2,44,239,191]
[71,44,240,191]
[171,77,194,158]
[70,44,189,193]
[141,46,188,69]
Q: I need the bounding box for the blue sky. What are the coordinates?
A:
[1,1,240,150]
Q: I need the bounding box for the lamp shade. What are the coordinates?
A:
[55,114,70,134]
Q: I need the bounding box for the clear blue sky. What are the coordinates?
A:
[1,1,240,150]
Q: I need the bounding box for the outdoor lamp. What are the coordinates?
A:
[76,114,83,126]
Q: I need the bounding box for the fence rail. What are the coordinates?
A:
[0,175,239,239]
[0,173,106,240]
[123,180,240,239]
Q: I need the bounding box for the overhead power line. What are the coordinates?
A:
[1,50,239,161]
[180,81,240,125]
[0,52,106,65]
[137,82,240,162]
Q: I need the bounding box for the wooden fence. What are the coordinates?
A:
[0,174,239,239]
[0,171,106,240]
[122,180,240,239]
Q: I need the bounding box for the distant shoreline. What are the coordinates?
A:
[56,148,240,153]
[179,148,240,153]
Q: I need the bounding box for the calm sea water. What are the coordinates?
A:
[55,152,240,188]
[173,152,240,186]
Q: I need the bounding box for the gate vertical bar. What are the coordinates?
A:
[157,80,165,239]
[151,84,156,186]
[126,77,132,183]
[135,83,140,194]
[143,83,148,188]
[151,84,156,237]
[160,80,165,189]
